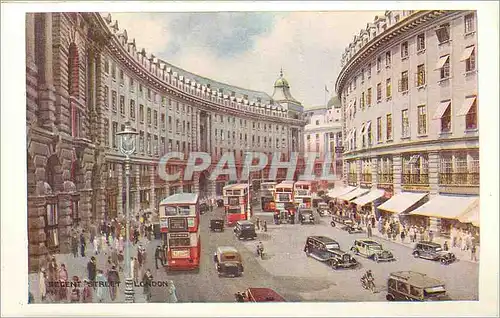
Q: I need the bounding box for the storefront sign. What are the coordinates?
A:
[439,186,479,195]
[402,185,430,192]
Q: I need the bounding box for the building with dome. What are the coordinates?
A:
[25,12,306,270]
[334,10,479,237]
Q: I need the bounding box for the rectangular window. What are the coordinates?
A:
[367,63,372,77]
[111,90,117,112]
[154,135,158,154]
[147,133,151,154]
[161,137,165,154]
[386,114,393,140]
[45,204,59,248]
[361,68,365,81]
[417,33,426,52]
[386,78,392,98]
[417,64,426,86]
[436,23,450,44]
[104,86,109,108]
[377,117,382,142]
[168,116,172,130]
[129,100,136,119]
[129,77,135,92]
[465,46,476,72]
[367,88,372,106]
[119,69,124,84]
[440,56,450,79]
[104,119,109,146]
[376,56,381,71]
[401,41,409,58]
[417,105,427,135]
[153,110,158,127]
[139,105,144,123]
[464,13,475,34]
[361,92,365,109]
[402,109,409,138]
[385,51,391,66]
[112,122,118,148]
[104,59,110,74]
[119,95,125,115]
[465,99,478,130]
[147,108,151,125]
[111,63,116,79]
[367,121,372,145]
[161,113,165,130]
[441,103,452,133]
[376,83,382,101]
[147,88,152,100]
[399,71,409,92]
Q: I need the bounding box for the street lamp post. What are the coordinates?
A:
[116,121,139,303]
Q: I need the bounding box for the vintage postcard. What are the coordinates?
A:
[1,1,499,317]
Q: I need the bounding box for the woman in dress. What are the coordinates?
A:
[58,264,69,302]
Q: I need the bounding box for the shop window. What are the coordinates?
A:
[45,203,59,249]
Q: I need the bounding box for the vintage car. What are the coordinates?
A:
[340,223,364,234]
[200,203,209,215]
[317,202,330,217]
[330,214,354,227]
[412,241,457,265]
[236,288,286,302]
[213,246,244,277]
[303,236,357,269]
[298,209,316,224]
[350,239,395,262]
[209,218,224,232]
[386,271,452,301]
[233,220,257,240]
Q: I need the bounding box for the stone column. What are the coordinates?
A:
[38,13,57,132]
[28,198,48,272]
[58,194,73,253]
[149,165,156,210]
[428,151,440,195]
[393,154,402,194]
[117,164,124,217]
[26,13,38,125]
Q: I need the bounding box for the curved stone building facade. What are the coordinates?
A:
[335,11,479,235]
[26,12,305,270]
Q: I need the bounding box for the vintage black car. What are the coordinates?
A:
[304,236,357,270]
[214,246,244,277]
[233,220,257,240]
[412,241,456,264]
[340,224,364,234]
[200,203,209,215]
[330,214,354,227]
[350,239,395,262]
[209,219,224,232]
[298,209,315,224]
[317,202,330,217]
[386,271,451,301]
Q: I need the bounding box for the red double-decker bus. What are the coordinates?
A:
[294,181,312,209]
[159,193,200,270]
[260,181,277,212]
[223,183,252,225]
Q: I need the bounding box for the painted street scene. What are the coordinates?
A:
[26,10,480,304]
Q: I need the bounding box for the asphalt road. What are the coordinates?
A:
[149,205,478,302]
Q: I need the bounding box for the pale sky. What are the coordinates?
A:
[111,11,383,107]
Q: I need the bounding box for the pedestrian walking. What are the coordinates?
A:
[108,233,114,251]
[95,270,107,303]
[471,244,478,262]
[107,265,120,301]
[118,251,124,272]
[400,229,406,243]
[137,246,143,268]
[118,235,124,254]
[47,256,58,297]
[70,276,81,303]
[38,267,47,302]
[263,221,267,232]
[155,245,163,269]
[101,233,107,255]
[428,230,434,242]
[167,280,178,303]
[131,257,138,284]
[142,269,153,302]
[87,256,97,283]
[443,241,449,251]
[71,234,78,258]
[256,217,260,231]
[58,264,69,302]
[93,237,99,255]
[111,248,119,268]
[367,224,372,238]
[80,232,86,257]
[82,279,93,303]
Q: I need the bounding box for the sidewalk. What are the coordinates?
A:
[368,227,479,264]
[29,237,154,303]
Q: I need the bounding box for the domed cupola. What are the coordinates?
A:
[272,68,300,104]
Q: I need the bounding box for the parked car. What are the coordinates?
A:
[317,202,330,217]
[341,224,364,234]
[330,214,353,227]
[386,271,451,301]
[213,246,244,277]
[298,209,315,224]
[237,288,286,302]
[209,219,224,232]
[350,239,395,262]
[303,236,357,270]
[233,220,257,240]
[412,241,456,265]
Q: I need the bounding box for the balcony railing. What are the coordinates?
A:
[361,173,372,183]
[378,173,393,184]
[402,173,429,185]
[439,172,479,186]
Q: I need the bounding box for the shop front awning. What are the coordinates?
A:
[435,55,450,70]
[327,186,356,199]
[457,96,477,116]
[458,202,480,227]
[410,195,479,220]
[432,101,451,120]
[460,46,475,61]
[338,187,371,201]
[377,192,428,214]
[352,189,386,206]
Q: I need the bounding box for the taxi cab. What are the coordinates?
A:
[213,246,244,277]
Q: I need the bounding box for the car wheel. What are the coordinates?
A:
[330,222,336,227]
[413,251,420,258]
[330,260,338,269]
[386,294,395,301]
[348,230,352,234]
[374,255,379,262]
[440,258,448,265]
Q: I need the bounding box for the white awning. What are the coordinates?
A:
[460,46,475,61]
[327,186,356,199]
[352,189,386,206]
[378,192,428,214]
[435,55,450,70]
[432,101,451,120]
[458,202,480,227]
[410,195,479,220]
[338,187,371,201]
[457,96,477,116]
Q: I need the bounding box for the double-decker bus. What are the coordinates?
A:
[260,181,277,212]
[294,181,312,209]
[274,181,296,222]
[223,183,252,225]
[159,193,200,270]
